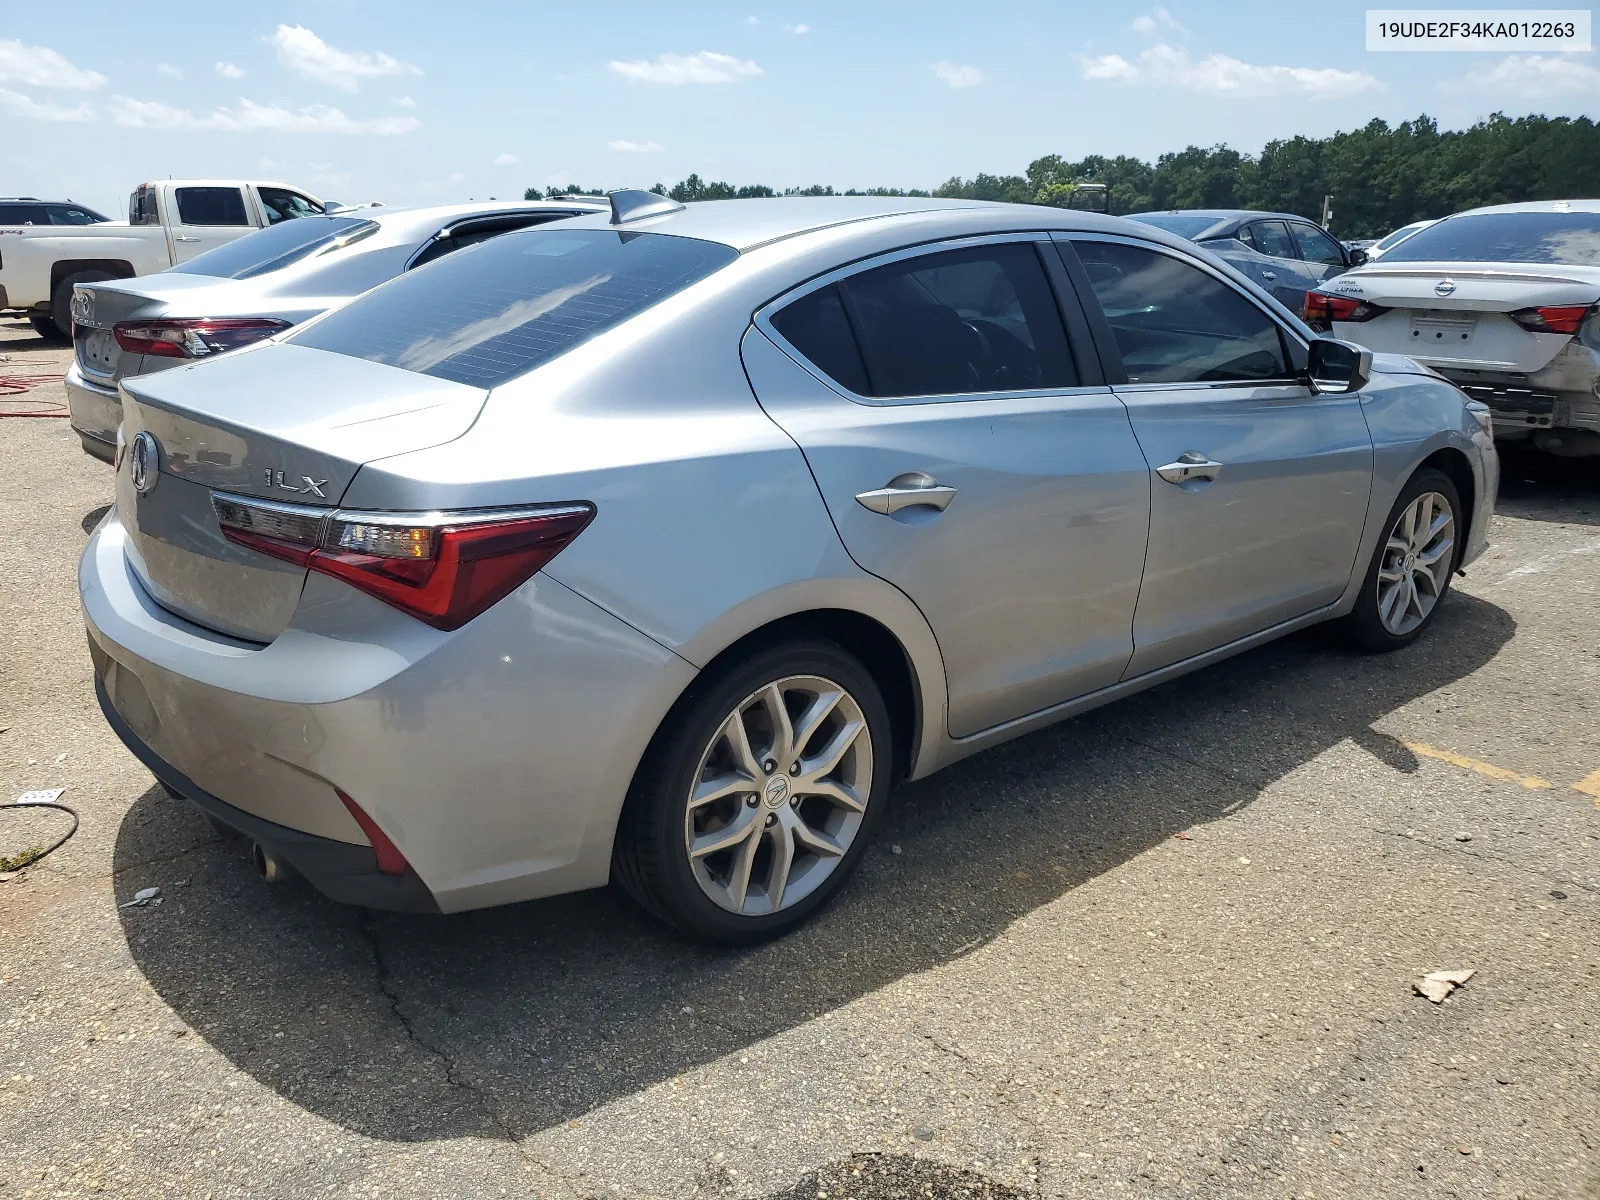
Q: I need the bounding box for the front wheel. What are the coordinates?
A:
[1339,467,1462,651]
[613,638,893,944]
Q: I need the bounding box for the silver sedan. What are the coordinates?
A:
[63,198,604,461]
[80,193,1497,943]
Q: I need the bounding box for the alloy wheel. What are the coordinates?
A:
[683,674,873,917]
[1376,490,1455,636]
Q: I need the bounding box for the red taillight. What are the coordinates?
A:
[1508,305,1591,336]
[213,495,595,631]
[113,318,288,359]
[336,789,409,876]
[1303,290,1385,330]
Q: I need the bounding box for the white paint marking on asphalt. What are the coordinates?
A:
[1488,534,1600,586]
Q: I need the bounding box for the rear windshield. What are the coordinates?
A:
[1381,211,1600,266]
[169,216,378,281]
[1125,212,1228,239]
[288,228,739,388]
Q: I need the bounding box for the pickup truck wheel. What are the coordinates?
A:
[29,314,64,341]
[49,269,116,339]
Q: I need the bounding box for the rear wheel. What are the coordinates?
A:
[28,314,63,341]
[49,269,116,338]
[1339,467,1462,651]
[613,638,893,944]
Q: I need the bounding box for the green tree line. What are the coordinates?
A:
[525,113,1600,237]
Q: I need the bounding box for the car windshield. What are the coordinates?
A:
[169,216,378,280]
[288,228,739,388]
[1381,211,1600,266]
[1125,212,1228,239]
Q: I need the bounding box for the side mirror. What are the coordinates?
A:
[1348,248,1369,267]
[1306,337,1372,395]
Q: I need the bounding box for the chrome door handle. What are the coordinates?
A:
[174,235,200,243]
[855,471,958,515]
[1155,452,1224,485]
[1260,269,1277,282]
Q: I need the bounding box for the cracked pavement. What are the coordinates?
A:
[1,315,1597,1198]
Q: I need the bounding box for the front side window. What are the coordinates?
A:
[169,216,378,280]
[175,187,250,227]
[1380,211,1600,266]
[258,188,324,224]
[1245,220,1297,260]
[773,242,1077,399]
[1073,240,1289,385]
[1291,223,1345,266]
[290,228,739,388]
[46,204,107,225]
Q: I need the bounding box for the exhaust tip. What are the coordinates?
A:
[250,841,289,884]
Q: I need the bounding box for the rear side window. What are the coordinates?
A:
[0,204,44,224]
[1074,240,1289,384]
[1244,220,1296,259]
[290,228,738,388]
[176,187,250,227]
[773,242,1077,399]
[170,216,378,280]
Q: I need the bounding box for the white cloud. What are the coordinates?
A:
[608,50,761,84]
[933,61,983,88]
[785,23,810,34]
[269,24,421,92]
[0,39,106,89]
[494,152,521,166]
[1132,7,1185,35]
[1079,43,1379,98]
[0,87,94,122]
[393,94,416,108]
[1450,54,1600,98]
[215,61,245,79]
[608,138,665,153]
[547,170,574,188]
[107,95,421,135]
[746,15,760,24]
[157,63,183,79]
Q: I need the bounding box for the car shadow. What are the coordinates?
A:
[1496,447,1600,527]
[113,591,1514,1145]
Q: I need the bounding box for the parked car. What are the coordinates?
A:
[1126,209,1362,313]
[0,179,324,337]
[1305,200,1600,456]
[1363,218,1438,262]
[0,197,110,225]
[81,194,1496,943]
[63,198,606,461]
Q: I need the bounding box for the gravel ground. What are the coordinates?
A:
[0,313,1596,1199]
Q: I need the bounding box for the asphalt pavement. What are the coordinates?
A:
[1,313,1595,1199]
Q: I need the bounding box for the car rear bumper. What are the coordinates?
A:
[81,508,697,913]
[64,362,120,461]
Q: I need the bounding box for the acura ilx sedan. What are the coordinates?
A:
[81,192,1497,942]
[64,198,604,461]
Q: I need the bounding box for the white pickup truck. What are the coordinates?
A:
[0,179,325,336]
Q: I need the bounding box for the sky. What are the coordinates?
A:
[3,1,1598,218]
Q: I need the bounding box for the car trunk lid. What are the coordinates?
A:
[71,275,230,387]
[117,342,488,642]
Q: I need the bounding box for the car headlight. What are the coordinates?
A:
[1465,399,1493,436]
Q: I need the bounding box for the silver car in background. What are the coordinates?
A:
[1307,200,1600,456]
[64,199,605,460]
[81,193,1495,943]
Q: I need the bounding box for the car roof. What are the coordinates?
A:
[1447,199,1600,217]
[546,195,1161,251]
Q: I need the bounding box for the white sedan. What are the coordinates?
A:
[1305,200,1600,457]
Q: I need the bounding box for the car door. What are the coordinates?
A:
[167,185,258,263]
[742,235,1152,738]
[1059,233,1373,678]
[1289,221,1352,292]
[1239,219,1310,306]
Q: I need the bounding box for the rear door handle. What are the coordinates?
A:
[173,235,200,243]
[855,471,958,515]
[1155,452,1224,485]
[1260,269,1277,282]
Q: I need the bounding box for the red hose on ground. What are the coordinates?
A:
[0,372,70,416]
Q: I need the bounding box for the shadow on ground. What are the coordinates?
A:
[113,591,1513,1146]
[1496,447,1600,526]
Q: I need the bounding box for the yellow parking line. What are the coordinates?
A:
[1400,742,1555,790]
[1573,769,1600,809]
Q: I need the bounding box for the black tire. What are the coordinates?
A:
[613,637,894,945]
[1338,467,1463,652]
[28,314,64,341]
[49,269,116,338]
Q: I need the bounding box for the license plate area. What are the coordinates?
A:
[1409,311,1476,348]
[78,327,120,377]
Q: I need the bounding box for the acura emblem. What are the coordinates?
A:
[1434,279,1456,297]
[129,431,160,495]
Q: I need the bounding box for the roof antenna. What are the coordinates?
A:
[607,189,684,224]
